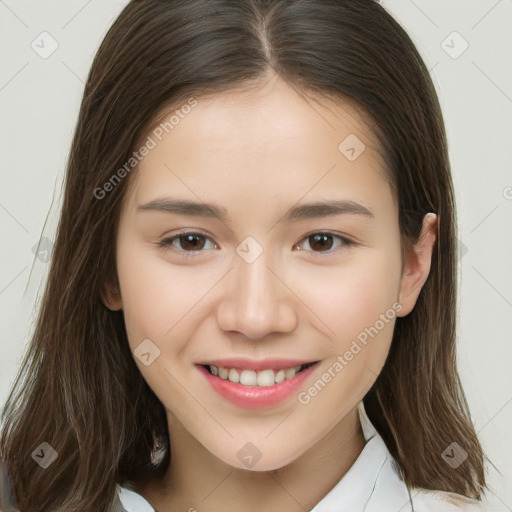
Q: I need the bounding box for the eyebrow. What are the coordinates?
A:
[137,198,375,222]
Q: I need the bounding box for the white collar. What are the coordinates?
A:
[308,401,413,511]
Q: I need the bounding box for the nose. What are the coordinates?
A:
[216,247,298,339]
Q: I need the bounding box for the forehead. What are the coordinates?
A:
[123,77,393,218]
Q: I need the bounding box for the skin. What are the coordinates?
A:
[104,73,437,511]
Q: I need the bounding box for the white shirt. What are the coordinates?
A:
[116,401,484,511]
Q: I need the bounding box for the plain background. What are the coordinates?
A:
[0,0,511,509]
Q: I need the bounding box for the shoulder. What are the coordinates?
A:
[410,488,485,512]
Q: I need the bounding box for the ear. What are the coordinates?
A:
[396,213,438,317]
[101,280,123,311]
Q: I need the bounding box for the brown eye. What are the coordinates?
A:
[177,233,207,251]
[158,232,217,253]
[294,232,354,254]
[308,233,334,251]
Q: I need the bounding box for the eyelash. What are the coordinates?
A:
[157,230,355,257]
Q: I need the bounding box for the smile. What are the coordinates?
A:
[204,363,316,387]
[197,360,320,408]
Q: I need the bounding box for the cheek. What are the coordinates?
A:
[115,249,190,346]
[115,250,206,409]
[115,246,225,366]
[292,252,402,424]
[295,248,402,344]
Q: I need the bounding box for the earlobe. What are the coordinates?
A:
[397,213,438,317]
[101,281,123,311]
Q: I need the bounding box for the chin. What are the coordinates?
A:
[228,456,295,472]
[209,441,307,472]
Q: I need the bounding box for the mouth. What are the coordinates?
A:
[201,362,317,387]
[197,360,320,409]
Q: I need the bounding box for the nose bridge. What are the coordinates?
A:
[217,238,297,338]
[237,248,274,309]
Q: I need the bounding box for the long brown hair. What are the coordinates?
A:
[0,0,487,510]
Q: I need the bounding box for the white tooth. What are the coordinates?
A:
[228,368,240,383]
[284,367,297,379]
[239,369,257,386]
[210,365,218,376]
[275,369,285,383]
[294,365,301,372]
[218,367,229,379]
[257,369,275,387]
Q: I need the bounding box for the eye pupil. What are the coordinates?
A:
[309,233,333,251]
[180,234,205,251]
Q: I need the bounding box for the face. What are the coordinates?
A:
[105,75,434,471]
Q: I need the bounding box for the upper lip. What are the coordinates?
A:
[197,358,317,371]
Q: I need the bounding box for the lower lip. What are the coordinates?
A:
[197,364,318,409]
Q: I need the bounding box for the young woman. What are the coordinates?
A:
[0,1,488,510]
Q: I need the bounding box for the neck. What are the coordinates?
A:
[135,405,366,512]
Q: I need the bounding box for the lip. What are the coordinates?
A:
[197,358,314,372]
[197,361,319,409]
